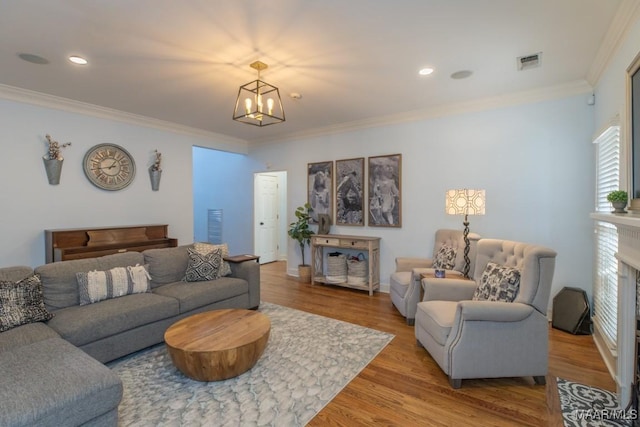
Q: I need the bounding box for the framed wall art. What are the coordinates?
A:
[307,161,333,224]
[368,154,402,227]
[335,157,364,226]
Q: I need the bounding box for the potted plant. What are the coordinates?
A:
[607,190,628,214]
[288,203,314,282]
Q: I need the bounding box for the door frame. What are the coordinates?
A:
[253,171,288,263]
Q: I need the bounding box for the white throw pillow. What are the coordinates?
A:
[76,264,151,305]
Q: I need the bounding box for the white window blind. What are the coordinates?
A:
[594,222,618,349]
[593,122,620,350]
[595,125,621,212]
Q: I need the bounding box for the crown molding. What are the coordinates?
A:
[0,79,593,151]
[0,84,249,152]
[586,0,640,86]
[250,80,593,147]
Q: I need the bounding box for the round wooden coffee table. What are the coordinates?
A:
[164,309,270,381]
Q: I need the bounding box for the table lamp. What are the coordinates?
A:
[445,189,486,278]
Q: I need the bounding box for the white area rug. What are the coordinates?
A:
[108,302,394,426]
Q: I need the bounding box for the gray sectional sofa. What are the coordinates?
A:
[0,245,261,427]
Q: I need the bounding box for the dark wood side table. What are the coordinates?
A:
[224,254,260,263]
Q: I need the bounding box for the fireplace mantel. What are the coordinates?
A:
[591,212,639,407]
[591,212,640,228]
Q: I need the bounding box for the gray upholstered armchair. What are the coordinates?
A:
[389,229,480,325]
[414,239,557,388]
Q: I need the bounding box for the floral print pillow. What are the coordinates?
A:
[432,245,457,270]
[472,262,521,302]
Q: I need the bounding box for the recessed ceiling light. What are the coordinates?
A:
[18,53,49,65]
[290,93,302,100]
[419,67,434,76]
[69,56,88,65]
[450,70,473,79]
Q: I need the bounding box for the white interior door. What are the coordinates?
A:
[254,173,278,263]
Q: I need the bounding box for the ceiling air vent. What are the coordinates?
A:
[517,52,542,71]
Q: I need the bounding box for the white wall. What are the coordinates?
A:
[594,18,640,190]
[0,98,242,266]
[591,10,640,391]
[0,87,596,305]
[249,94,595,300]
[192,146,261,254]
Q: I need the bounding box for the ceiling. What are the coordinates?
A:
[0,0,628,145]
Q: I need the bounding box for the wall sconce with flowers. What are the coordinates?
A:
[43,134,71,185]
[149,149,162,191]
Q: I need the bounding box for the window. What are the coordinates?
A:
[593,122,620,350]
[595,125,621,213]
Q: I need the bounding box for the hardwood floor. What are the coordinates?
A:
[259,261,615,426]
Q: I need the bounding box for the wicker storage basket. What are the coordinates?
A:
[326,253,347,283]
[347,253,368,286]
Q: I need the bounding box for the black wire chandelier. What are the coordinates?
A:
[233,61,285,127]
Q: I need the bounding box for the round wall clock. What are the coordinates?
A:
[83,144,136,191]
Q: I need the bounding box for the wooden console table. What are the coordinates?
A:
[45,224,177,263]
[310,234,380,295]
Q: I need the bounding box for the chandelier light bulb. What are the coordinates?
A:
[244,98,252,115]
[257,94,263,113]
[267,98,274,115]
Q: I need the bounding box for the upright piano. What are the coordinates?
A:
[45,224,178,263]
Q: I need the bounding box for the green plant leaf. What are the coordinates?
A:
[288,203,315,265]
[607,190,628,203]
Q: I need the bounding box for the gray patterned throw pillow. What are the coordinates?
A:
[472,262,521,302]
[432,244,457,270]
[0,275,54,332]
[185,247,223,282]
[193,242,232,277]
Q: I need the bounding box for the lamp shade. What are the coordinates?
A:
[445,189,486,216]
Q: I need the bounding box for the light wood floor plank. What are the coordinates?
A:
[260,261,614,426]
